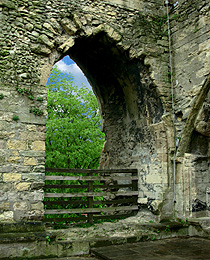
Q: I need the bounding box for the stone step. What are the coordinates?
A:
[0,222,45,233]
[189,217,210,228]
[0,220,193,259]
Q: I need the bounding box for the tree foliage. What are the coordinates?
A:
[46,66,105,169]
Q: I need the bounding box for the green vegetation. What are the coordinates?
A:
[30,107,44,116]
[46,235,51,242]
[36,97,43,101]
[151,15,168,39]
[45,66,105,169]
[164,225,170,232]
[0,50,10,56]
[12,115,19,121]
[28,95,34,100]
[16,87,31,96]
[151,15,167,27]
[44,66,105,226]
[0,93,4,99]
[171,14,179,20]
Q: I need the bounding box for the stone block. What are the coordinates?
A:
[60,18,77,35]
[3,173,22,182]
[38,34,54,49]
[20,191,44,203]
[32,165,45,172]
[0,140,5,149]
[7,140,26,150]
[14,182,31,191]
[13,210,27,221]
[24,157,37,166]
[0,192,8,202]
[31,141,45,151]
[31,44,51,55]
[43,22,57,34]
[8,156,21,163]
[58,37,75,52]
[0,182,13,192]
[137,197,148,204]
[14,165,31,173]
[13,201,28,211]
[26,125,37,131]
[0,211,14,222]
[104,25,121,42]
[22,172,44,182]
[146,174,162,184]
[31,202,44,211]
[20,150,45,157]
[0,202,10,210]
[30,182,44,190]
[57,241,89,257]
[0,155,5,165]
[20,131,45,141]
[1,0,17,9]
[25,210,44,221]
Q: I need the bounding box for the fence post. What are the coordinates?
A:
[88,172,93,225]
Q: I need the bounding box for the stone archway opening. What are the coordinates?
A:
[58,32,165,169]
[45,54,105,170]
[44,28,165,224]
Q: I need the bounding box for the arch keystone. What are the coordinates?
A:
[60,18,77,35]
[104,25,121,42]
[92,24,104,35]
[84,27,93,37]
[43,23,58,35]
[58,37,75,52]
[38,34,54,49]
[73,13,83,29]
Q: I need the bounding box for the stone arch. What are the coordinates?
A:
[40,19,165,169]
[0,0,178,223]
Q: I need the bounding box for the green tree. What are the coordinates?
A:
[46,66,105,169]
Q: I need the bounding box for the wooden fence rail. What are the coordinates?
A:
[44,167,139,225]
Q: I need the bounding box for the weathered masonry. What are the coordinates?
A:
[0,0,209,224]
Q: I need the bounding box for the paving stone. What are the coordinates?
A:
[37,257,99,260]
[92,237,210,260]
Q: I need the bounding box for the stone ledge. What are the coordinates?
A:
[0,231,48,244]
[0,222,45,233]
[0,220,206,259]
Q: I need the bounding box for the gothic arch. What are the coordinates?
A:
[40,20,165,170]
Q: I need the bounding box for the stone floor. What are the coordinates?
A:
[37,257,98,260]
[92,237,210,260]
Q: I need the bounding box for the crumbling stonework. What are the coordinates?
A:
[0,0,209,223]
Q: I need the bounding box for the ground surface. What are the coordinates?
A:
[92,237,210,260]
[39,256,99,260]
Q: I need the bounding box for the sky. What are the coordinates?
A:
[55,56,92,90]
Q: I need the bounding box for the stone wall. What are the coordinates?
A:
[0,0,209,223]
[169,0,210,218]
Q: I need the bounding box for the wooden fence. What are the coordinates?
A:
[44,168,139,225]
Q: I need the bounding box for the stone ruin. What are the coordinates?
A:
[0,0,210,225]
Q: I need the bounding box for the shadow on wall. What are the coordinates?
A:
[56,32,165,168]
[64,32,164,126]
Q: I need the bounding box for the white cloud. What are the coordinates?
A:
[56,60,92,90]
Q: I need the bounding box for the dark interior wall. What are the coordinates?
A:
[66,33,164,168]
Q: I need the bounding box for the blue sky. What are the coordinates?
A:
[55,56,92,90]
